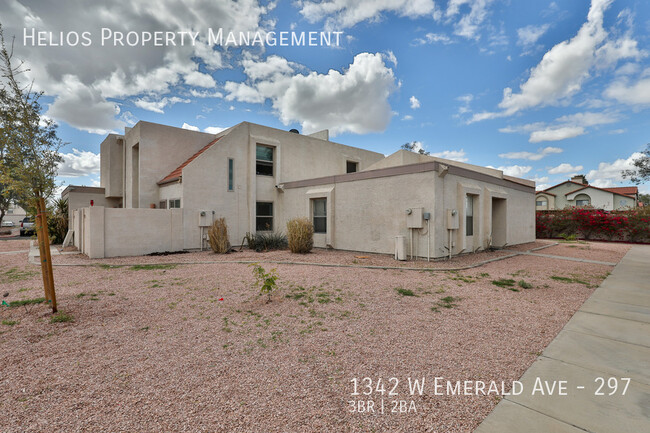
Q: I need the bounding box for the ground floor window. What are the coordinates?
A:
[536,200,547,206]
[168,199,181,209]
[312,198,327,233]
[465,194,474,236]
[256,202,273,231]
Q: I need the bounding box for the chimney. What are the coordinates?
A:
[571,175,588,185]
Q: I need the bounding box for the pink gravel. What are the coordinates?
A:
[0,240,630,432]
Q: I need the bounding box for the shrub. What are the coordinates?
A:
[47,198,69,244]
[245,231,288,252]
[286,218,314,254]
[250,264,278,302]
[396,288,416,297]
[208,217,231,254]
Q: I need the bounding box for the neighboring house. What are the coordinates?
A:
[536,175,638,211]
[66,120,536,258]
[2,202,27,226]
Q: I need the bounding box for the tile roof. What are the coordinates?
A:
[157,137,221,185]
[565,184,637,199]
[602,186,638,196]
[536,191,556,196]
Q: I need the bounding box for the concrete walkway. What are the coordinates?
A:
[474,245,650,433]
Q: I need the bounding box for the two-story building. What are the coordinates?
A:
[66,121,536,259]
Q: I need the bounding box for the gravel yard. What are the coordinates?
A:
[0,240,629,432]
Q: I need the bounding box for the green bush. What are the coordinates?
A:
[286,218,314,254]
[245,231,288,252]
[250,263,278,302]
[208,217,231,254]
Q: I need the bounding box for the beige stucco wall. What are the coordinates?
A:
[62,188,120,223]
[282,167,535,258]
[76,206,184,258]
[123,122,216,209]
[180,122,386,247]
[100,134,124,198]
[565,188,634,210]
[535,193,555,210]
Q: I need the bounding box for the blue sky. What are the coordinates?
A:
[1,0,649,193]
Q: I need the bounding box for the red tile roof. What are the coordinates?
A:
[157,137,221,185]
[565,184,637,199]
[536,191,556,196]
[602,186,638,196]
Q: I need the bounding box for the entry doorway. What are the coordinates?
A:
[491,198,507,247]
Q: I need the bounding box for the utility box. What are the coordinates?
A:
[395,235,407,261]
[406,207,424,228]
[446,209,459,230]
[198,210,214,227]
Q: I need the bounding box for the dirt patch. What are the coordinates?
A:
[0,239,628,432]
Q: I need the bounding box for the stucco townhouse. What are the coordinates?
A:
[64,121,536,259]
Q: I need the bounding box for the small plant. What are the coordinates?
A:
[9,297,45,308]
[518,280,533,289]
[245,232,288,252]
[396,288,416,297]
[491,279,516,288]
[250,264,279,302]
[208,217,231,254]
[438,296,460,308]
[286,218,314,254]
[2,319,17,326]
[50,312,74,323]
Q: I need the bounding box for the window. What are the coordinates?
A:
[169,199,181,209]
[256,202,273,231]
[256,144,274,176]
[575,194,590,207]
[576,200,589,206]
[228,158,234,191]
[346,161,358,173]
[159,201,167,209]
[312,198,327,233]
[465,195,474,236]
[536,200,547,206]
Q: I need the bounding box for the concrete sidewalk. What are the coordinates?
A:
[474,245,650,433]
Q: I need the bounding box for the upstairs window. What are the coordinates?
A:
[228,158,234,191]
[256,145,274,176]
[256,202,273,231]
[159,201,167,209]
[346,161,358,173]
[169,199,181,209]
[312,198,327,233]
[465,195,474,236]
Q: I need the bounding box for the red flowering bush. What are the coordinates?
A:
[536,207,650,243]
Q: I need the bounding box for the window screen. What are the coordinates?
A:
[313,198,327,233]
[256,202,273,231]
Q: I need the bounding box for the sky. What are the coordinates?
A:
[1,0,649,194]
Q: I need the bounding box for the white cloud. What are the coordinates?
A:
[57,149,100,177]
[605,76,650,104]
[473,0,642,122]
[586,152,643,187]
[517,23,550,48]
[384,50,398,66]
[529,126,586,143]
[410,96,421,109]
[46,75,123,135]
[499,146,563,161]
[184,71,217,88]
[412,32,453,45]
[225,52,397,135]
[204,126,227,134]
[500,110,620,142]
[298,0,436,30]
[493,165,532,177]
[2,0,272,133]
[181,123,200,131]
[134,97,191,114]
[402,115,414,121]
[189,89,224,99]
[446,0,495,40]
[548,163,584,174]
[430,149,468,162]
